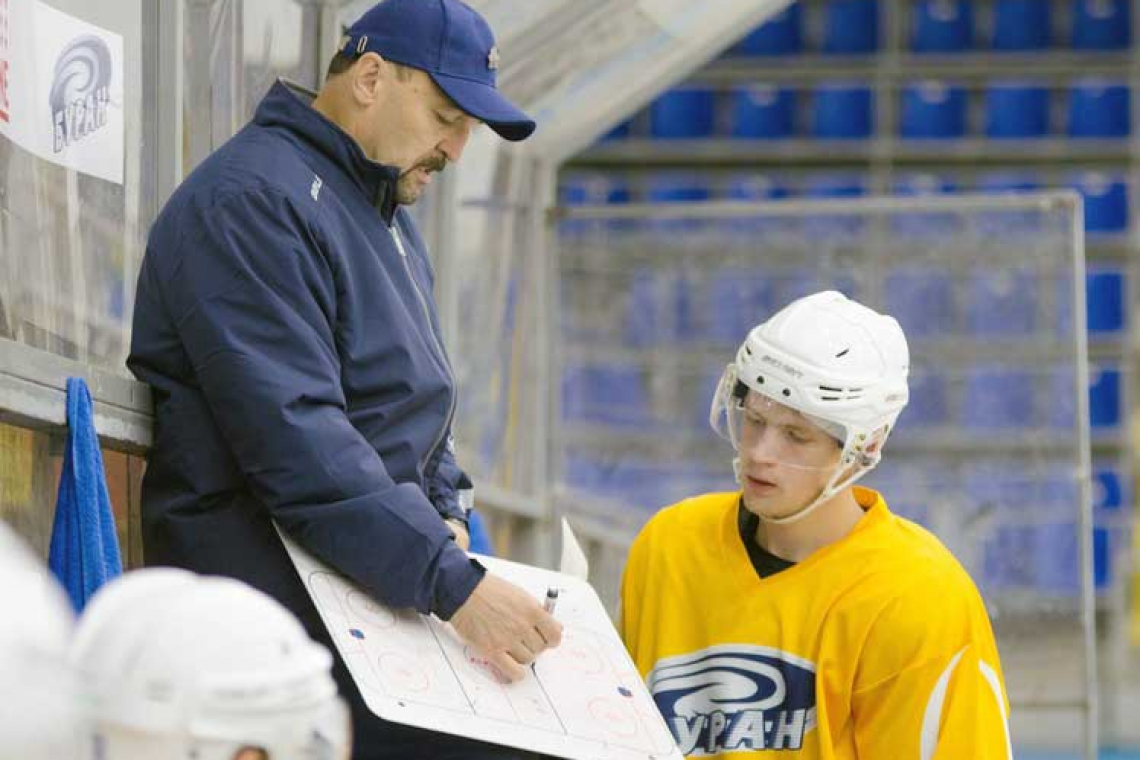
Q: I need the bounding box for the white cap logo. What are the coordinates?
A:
[487,46,501,70]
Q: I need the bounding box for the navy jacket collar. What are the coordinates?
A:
[255,79,400,224]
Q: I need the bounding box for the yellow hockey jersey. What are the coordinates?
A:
[620,487,1011,759]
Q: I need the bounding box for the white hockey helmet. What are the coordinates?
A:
[710,290,910,523]
[0,521,91,760]
[72,569,350,760]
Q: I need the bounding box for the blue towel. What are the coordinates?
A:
[48,377,122,612]
[468,510,495,556]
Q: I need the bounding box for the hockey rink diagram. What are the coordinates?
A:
[280,532,681,760]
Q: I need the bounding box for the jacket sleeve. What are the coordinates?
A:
[427,437,472,524]
[850,581,1012,759]
[158,187,483,619]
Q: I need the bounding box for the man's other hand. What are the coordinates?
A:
[445,517,470,551]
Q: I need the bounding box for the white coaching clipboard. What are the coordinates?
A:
[277,531,682,760]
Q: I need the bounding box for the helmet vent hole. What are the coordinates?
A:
[756,375,765,384]
[835,348,850,358]
[782,388,791,397]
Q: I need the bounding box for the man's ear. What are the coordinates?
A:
[231,748,269,760]
[348,52,387,105]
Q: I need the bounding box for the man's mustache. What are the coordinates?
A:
[407,155,447,175]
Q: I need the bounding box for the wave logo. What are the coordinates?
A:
[647,644,817,755]
[49,35,112,153]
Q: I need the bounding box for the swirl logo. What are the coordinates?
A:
[647,644,817,755]
[49,34,112,153]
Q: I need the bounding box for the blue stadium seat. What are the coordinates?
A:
[984,81,1050,138]
[645,173,712,204]
[990,0,1051,50]
[1094,465,1125,511]
[884,267,955,336]
[599,119,632,142]
[1033,519,1081,594]
[891,173,960,237]
[624,268,668,347]
[911,0,974,52]
[1092,464,1125,589]
[732,4,804,55]
[901,370,950,427]
[730,85,796,139]
[559,174,630,206]
[962,366,1036,429]
[558,174,631,237]
[649,87,717,139]
[725,174,791,201]
[561,363,650,427]
[1089,365,1121,430]
[1071,172,1129,233]
[823,0,880,54]
[1055,264,1127,337]
[563,453,672,508]
[1052,365,1125,431]
[1086,266,1126,334]
[1067,80,1131,138]
[893,172,957,196]
[643,173,712,237]
[967,268,1038,335]
[706,268,775,344]
[976,171,1041,194]
[1071,0,1130,49]
[805,174,868,198]
[804,174,868,238]
[975,171,1044,236]
[900,81,968,139]
[811,83,874,139]
[624,262,699,347]
[723,174,793,239]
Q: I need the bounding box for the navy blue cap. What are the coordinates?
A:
[341,0,535,141]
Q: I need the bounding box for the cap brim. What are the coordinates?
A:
[430,72,536,142]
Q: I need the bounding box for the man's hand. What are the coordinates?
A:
[445,518,470,551]
[449,574,563,682]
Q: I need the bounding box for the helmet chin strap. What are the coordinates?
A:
[733,441,876,526]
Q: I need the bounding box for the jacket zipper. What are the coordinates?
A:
[390,224,457,470]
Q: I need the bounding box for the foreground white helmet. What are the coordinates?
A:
[0,521,90,760]
[72,569,350,760]
[710,290,909,524]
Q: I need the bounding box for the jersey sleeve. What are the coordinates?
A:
[619,526,648,657]
[850,574,1012,760]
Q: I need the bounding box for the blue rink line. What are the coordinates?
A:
[1017,749,1140,760]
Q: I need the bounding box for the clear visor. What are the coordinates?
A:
[202,695,353,760]
[710,365,846,472]
[270,696,352,760]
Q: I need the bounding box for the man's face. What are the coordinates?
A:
[358,62,479,204]
[735,391,843,520]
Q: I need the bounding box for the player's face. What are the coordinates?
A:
[736,392,842,519]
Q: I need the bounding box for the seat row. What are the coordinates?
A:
[608,80,1131,141]
[559,171,1132,233]
[729,0,1131,56]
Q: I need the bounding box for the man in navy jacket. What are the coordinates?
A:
[128,1,560,757]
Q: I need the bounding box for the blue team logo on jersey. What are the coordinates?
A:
[648,644,817,755]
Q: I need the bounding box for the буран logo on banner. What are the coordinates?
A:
[49,34,112,152]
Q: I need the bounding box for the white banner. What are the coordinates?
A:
[0,0,124,184]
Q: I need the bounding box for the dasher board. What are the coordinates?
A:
[278,532,682,760]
